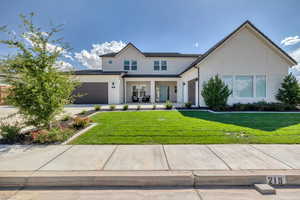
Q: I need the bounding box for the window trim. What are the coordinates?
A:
[221,74,267,99]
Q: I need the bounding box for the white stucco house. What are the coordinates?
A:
[73,21,297,107]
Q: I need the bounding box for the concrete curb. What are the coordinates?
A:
[1,170,300,187]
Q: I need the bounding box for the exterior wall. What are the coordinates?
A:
[74,75,123,104]
[179,67,198,104]
[102,46,197,75]
[198,27,291,106]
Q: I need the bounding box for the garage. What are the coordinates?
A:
[73,82,108,104]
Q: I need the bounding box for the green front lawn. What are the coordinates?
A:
[70,111,300,144]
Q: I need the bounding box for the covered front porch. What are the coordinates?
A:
[124,78,179,103]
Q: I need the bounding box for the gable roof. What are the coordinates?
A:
[100,43,201,58]
[179,20,297,75]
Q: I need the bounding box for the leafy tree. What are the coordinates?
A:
[0,13,78,129]
[201,75,232,110]
[276,73,300,106]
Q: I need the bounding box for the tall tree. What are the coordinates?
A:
[0,13,78,129]
[276,73,300,106]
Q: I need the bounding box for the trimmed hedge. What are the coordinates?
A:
[230,101,298,112]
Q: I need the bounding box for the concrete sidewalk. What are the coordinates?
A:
[0,144,299,171]
[1,144,300,187]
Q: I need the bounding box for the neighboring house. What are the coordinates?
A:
[73,21,297,106]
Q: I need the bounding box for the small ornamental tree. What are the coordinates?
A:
[276,73,300,106]
[0,13,78,129]
[201,75,232,110]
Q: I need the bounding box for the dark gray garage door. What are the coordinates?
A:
[73,82,108,104]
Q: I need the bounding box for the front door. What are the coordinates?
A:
[159,86,169,102]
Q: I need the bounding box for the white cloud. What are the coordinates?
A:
[74,41,126,69]
[281,36,300,46]
[54,60,74,71]
[194,42,199,48]
[289,47,300,80]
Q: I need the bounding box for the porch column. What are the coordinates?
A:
[150,81,155,103]
[124,80,127,103]
[195,80,199,106]
[184,82,188,103]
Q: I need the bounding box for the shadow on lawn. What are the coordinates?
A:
[178,111,300,131]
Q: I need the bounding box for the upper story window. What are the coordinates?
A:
[131,60,137,71]
[124,60,130,71]
[154,61,167,71]
[108,60,113,64]
[124,60,137,71]
[161,61,167,70]
[154,61,160,71]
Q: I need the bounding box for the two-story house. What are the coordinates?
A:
[73,21,297,107]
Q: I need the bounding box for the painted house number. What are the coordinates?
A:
[266,175,286,185]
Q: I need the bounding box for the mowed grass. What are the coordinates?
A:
[70,111,300,144]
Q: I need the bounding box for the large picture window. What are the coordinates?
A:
[235,76,253,98]
[256,75,266,97]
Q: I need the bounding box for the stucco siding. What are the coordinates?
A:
[198,27,291,106]
[102,46,197,74]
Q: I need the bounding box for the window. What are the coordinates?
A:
[124,60,130,71]
[161,61,167,70]
[235,76,253,97]
[256,75,266,97]
[222,76,233,96]
[131,60,137,71]
[108,60,112,64]
[154,61,160,71]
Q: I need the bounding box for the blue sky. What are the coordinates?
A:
[0,0,300,70]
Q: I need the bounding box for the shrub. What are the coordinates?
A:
[0,123,21,143]
[165,101,173,110]
[61,115,71,122]
[201,75,232,110]
[94,105,101,111]
[123,104,129,110]
[110,105,116,111]
[79,110,87,115]
[137,105,141,110]
[185,102,192,109]
[72,116,91,130]
[276,73,300,106]
[31,128,74,144]
[152,104,156,110]
[231,101,297,111]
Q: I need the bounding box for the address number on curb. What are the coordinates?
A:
[266,175,287,185]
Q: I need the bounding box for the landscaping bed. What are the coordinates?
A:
[70,110,300,144]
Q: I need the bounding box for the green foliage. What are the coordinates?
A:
[31,128,74,144]
[276,73,300,105]
[123,104,128,110]
[137,105,141,110]
[94,105,101,111]
[61,115,71,121]
[165,101,173,109]
[152,104,156,110]
[201,75,232,110]
[110,105,116,111]
[0,13,78,129]
[0,122,22,143]
[185,102,192,109]
[79,110,87,115]
[72,116,91,130]
[231,101,297,111]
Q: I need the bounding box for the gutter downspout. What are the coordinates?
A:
[197,66,200,108]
